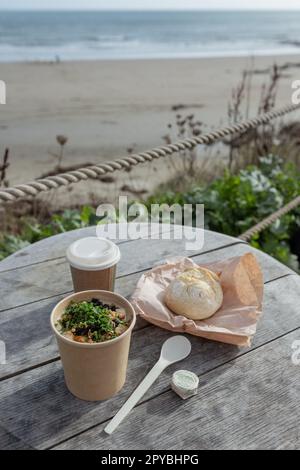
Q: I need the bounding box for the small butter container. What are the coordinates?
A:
[171,370,199,400]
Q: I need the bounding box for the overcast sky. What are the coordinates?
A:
[0,0,300,10]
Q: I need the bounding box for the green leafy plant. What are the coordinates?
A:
[0,234,30,260]
[145,155,300,271]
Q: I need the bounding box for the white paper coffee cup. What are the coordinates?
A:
[66,237,121,292]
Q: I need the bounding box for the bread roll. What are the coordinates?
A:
[165,267,223,320]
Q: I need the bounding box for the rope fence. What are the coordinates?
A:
[1,103,300,204]
[1,102,300,241]
[239,195,300,241]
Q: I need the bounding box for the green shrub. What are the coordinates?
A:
[146,155,300,271]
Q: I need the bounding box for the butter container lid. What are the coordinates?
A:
[171,370,199,400]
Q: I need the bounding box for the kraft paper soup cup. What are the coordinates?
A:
[66,237,121,292]
[50,290,136,401]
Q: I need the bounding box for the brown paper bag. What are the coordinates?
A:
[131,253,263,347]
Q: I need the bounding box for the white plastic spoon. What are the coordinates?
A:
[104,335,192,435]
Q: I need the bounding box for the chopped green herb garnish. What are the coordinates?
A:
[57,298,129,344]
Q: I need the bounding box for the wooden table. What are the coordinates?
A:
[1,225,300,450]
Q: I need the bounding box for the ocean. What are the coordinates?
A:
[0,10,300,62]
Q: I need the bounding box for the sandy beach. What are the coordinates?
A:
[1,54,300,204]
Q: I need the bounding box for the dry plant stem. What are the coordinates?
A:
[0,148,10,187]
[225,63,285,171]
[245,57,254,120]
[55,135,68,168]
[227,71,247,170]
[124,145,140,194]
[256,64,280,155]
[163,112,203,180]
[258,64,280,115]
[58,146,64,167]
[245,58,254,163]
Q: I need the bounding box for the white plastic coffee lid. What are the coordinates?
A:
[66,237,121,271]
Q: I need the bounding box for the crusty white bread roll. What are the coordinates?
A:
[164,267,223,320]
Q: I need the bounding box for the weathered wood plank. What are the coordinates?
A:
[0,425,34,450]
[0,230,294,314]
[0,230,245,312]
[0,242,296,380]
[56,328,300,450]
[0,274,300,450]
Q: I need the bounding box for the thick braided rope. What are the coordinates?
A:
[0,103,300,204]
[239,195,300,242]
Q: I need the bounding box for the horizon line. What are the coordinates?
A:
[1,8,300,12]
